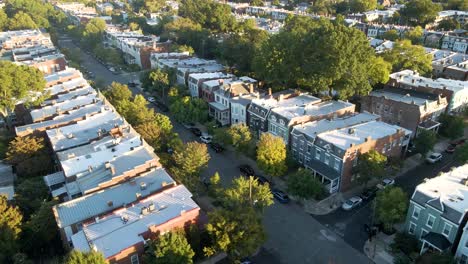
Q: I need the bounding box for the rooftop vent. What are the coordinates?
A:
[348,128,355,134]
[67,133,74,139]
[107,201,113,207]
[121,215,129,223]
[148,203,155,212]
[140,182,147,190]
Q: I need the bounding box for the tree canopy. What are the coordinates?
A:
[400,0,442,26]
[179,0,237,33]
[0,195,22,263]
[455,143,468,164]
[5,136,53,178]
[375,187,408,231]
[64,250,107,264]
[172,142,210,191]
[253,16,387,98]
[7,11,37,30]
[256,133,287,177]
[226,124,253,154]
[287,168,325,200]
[144,229,195,264]
[382,40,433,76]
[221,176,273,211]
[356,150,387,187]
[15,177,49,220]
[349,0,377,13]
[0,61,46,113]
[414,130,437,157]
[438,114,464,140]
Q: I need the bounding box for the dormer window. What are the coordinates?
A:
[271,115,276,122]
[280,119,285,125]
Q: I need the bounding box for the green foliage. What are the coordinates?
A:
[170,96,209,123]
[436,18,461,31]
[4,0,65,30]
[8,11,37,30]
[0,195,22,263]
[93,44,124,66]
[438,114,464,139]
[455,143,468,164]
[400,0,442,26]
[220,176,273,211]
[382,40,433,76]
[390,232,419,256]
[375,187,408,231]
[445,0,468,11]
[253,17,385,98]
[172,142,210,191]
[256,133,287,177]
[104,82,133,103]
[356,150,387,187]
[135,118,173,152]
[15,178,49,220]
[208,172,222,198]
[382,29,400,41]
[226,124,252,154]
[308,0,336,16]
[204,207,266,261]
[171,44,195,55]
[5,136,53,178]
[349,0,377,13]
[414,130,437,156]
[146,69,170,97]
[64,250,107,264]
[81,18,106,49]
[403,26,424,45]
[416,252,456,264]
[287,168,325,200]
[143,229,195,264]
[0,61,46,112]
[179,0,237,33]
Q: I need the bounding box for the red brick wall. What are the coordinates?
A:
[31,57,67,75]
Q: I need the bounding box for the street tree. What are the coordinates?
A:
[64,250,107,264]
[356,150,387,188]
[0,9,8,30]
[81,17,106,49]
[382,40,433,76]
[15,177,49,220]
[0,195,22,263]
[170,96,209,124]
[382,29,400,41]
[221,176,273,212]
[368,56,392,87]
[143,229,195,264]
[173,142,210,190]
[104,82,132,107]
[439,114,464,139]
[414,130,437,157]
[8,11,37,30]
[446,0,468,10]
[375,187,408,231]
[6,136,52,178]
[0,61,46,114]
[226,124,252,154]
[256,133,287,178]
[135,113,173,151]
[349,0,377,13]
[400,0,442,26]
[253,17,387,98]
[455,143,468,164]
[287,168,325,200]
[204,207,266,261]
[403,26,424,45]
[436,18,461,31]
[147,69,170,97]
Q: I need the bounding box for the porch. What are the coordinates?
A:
[209,102,230,126]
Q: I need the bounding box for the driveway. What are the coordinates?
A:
[62,39,373,264]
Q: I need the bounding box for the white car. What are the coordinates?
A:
[426,152,443,164]
[377,178,395,189]
[147,97,156,103]
[200,135,213,144]
[342,196,363,211]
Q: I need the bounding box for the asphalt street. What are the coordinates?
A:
[314,154,458,253]
[58,36,374,264]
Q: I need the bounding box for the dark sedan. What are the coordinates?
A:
[190,127,202,136]
[272,189,290,203]
[239,164,255,176]
[209,142,224,153]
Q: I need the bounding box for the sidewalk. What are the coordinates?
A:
[363,233,395,264]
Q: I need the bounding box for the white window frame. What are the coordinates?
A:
[442,222,452,237]
[333,158,340,171]
[324,154,330,165]
[131,254,139,264]
[315,149,321,160]
[408,222,416,235]
[412,206,421,220]
[420,228,428,240]
[426,214,436,229]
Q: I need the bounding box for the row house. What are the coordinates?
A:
[360,87,448,138]
[430,49,468,77]
[423,32,446,49]
[208,77,258,126]
[52,168,177,247]
[388,70,468,113]
[187,72,234,98]
[404,164,468,260]
[364,24,411,39]
[0,29,53,53]
[291,112,409,193]
[10,45,67,74]
[347,9,396,23]
[442,35,468,54]
[71,184,199,264]
[44,68,85,87]
[55,2,99,25]
[177,62,225,86]
[149,51,191,70]
[442,61,468,81]
[202,75,256,102]
[434,10,468,28]
[267,100,355,145]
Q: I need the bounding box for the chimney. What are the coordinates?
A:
[279,94,284,101]
[107,201,113,207]
[110,166,116,175]
[268,88,272,96]
[219,79,224,85]
[88,165,93,172]
[365,136,371,142]
[249,83,254,94]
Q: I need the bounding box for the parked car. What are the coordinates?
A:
[376,178,395,190]
[272,189,290,203]
[183,122,196,129]
[426,152,443,164]
[109,67,116,72]
[239,164,255,176]
[446,144,457,153]
[127,81,137,87]
[147,97,156,103]
[240,258,252,264]
[209,142,224,153]
[200,135,213,144]
[190,127,202,136]
[451,138,466,146]
[342,196,363,211]
[360,187,378,200]
[255,174,271,185]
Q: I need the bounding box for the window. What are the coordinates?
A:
[442,222,452,237]
[408,222,416,235]
[315,149,321,160]
[426,215,436,228]
[412,207,421,220]
[324,154,330,165]
[131,255,139,264]
[420,229,428,239]
[307,145,312,154]
[334,158,340,171]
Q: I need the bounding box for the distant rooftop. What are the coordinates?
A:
[272,100,353,120]
[369,87,440,106]
[45,76,89,98]
[43,86,96,105]
[53,167,176,228]
[390,70,467,92]
[31,94,99,122]
[252,93,321,111]
[71,184,198,258]
[189,72,233,81]
[44,68,82,84]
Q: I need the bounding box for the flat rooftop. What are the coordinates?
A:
[71,184,198,258]
[45,76,89,98]
[317,120,403,150]
[189,72,233,81]
[31,94,99,122]
[15,102,108,135]
[272,100,353,120]
[292,112,379,139]
[390,70,468,92]
[43,86,96,105]
[369,87,440,106]
[53,167,176,228]
[47,110,124,152]
[44,68,82,84]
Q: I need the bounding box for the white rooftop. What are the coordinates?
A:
[31,94,99,122]
[317,120,403,150]
[44,68,82,84]
[415,164,468,217]
[189,72,233,81]
[369,89,435,106]
[272,100,353,120]
[43,86,96,105]
[47,110,124,152]
[53,167,176,228]
[390,70,468,92]
[71,184,198,258]
[45,76,89,98]
[292,112,379,138]
[253,93,321,111]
